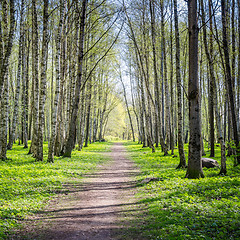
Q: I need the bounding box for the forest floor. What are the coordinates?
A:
[12,142,141,240]
[5,141,240,239]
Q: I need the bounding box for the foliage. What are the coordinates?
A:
[0,141,112,239]
[123,142,240,240]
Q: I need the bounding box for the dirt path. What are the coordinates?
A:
[18,142,139,240]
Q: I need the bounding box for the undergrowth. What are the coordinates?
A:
[0,141,112,239]
[124,142,240,240]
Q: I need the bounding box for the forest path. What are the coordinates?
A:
[18,142,139,240]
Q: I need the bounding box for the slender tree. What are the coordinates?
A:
[200,0,226,174]
[7,0,24,150]
[174,0,186,168]
[149,0,160,148]
[36,0,49,161]
[221,0,240,164]
[63,0,88,157]
[119,68,135,142]
[29,0,39,156]
[48,0,65,163]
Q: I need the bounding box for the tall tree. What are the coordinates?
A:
[174,0,186,168]
[7,0,25,150]
[221,0,240,164]
[22,24,29,149]
[185,0,204,178]
[36,0,49,161]
[160,0,171,150]
[63,0,88,157]
[48,0,65,163]
[119,68,135,142]
[207,0,215,158]
[29,0,39,156]
[149,0,160,148]
[200,0,226,174]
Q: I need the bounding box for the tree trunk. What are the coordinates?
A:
[149,0,159,148]
[161,0,171,150]
[0,0,15,101]
[36,0,49,161]
[185,0,204,178]
[84,78,92,147]
[47,0,64,163]
[63,0,88,157]
[170,0,175,155]
[129,60,141,143]
[22,26,29,149]
[200,0,226,173]
[200,0,215,158]
[174,0,186,168]
[0,74,9,160]
[119,70,135,142]
[29,0,39,156]
[231,0,236,93]
[78,88,86,151]
[7,0,24,150]
[54,31,66,157]
[221,0,240,164]
[142,0,155,153]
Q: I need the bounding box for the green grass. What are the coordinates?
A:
[124,141,240,240]
[0,141,112,239]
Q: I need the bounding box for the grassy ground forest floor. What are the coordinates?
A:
[0,141,239,239]
[123,142,240,240]
[0,142,112,239]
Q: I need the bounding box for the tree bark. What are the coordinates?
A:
[47,0,65,163]
[170,0,175,155]
[0,74,9,160]
[129,59,141,143]
[174,0,186,168]
[36,0,49,161]
[0,0,15,101]
[119,69,135,142]
[7,0,24,150]
[78,88,86,151]
[185,0,204,178]
[161,0,171,150]
[200,0,214,158]
[201,0,226,174]
[29,0,39,156]
[63,0,88,157]
[84,78,92,147]
[22,24,28,149]
[221,0,240,164]
[149,0,160,148]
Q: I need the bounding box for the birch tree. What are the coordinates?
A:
[7,0,25,150]
[36,0,49,161]
[63,0,88,157]
[48,0,65,163]
[174,0,186,168]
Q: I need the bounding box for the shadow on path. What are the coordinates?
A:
[12,142,144,240]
